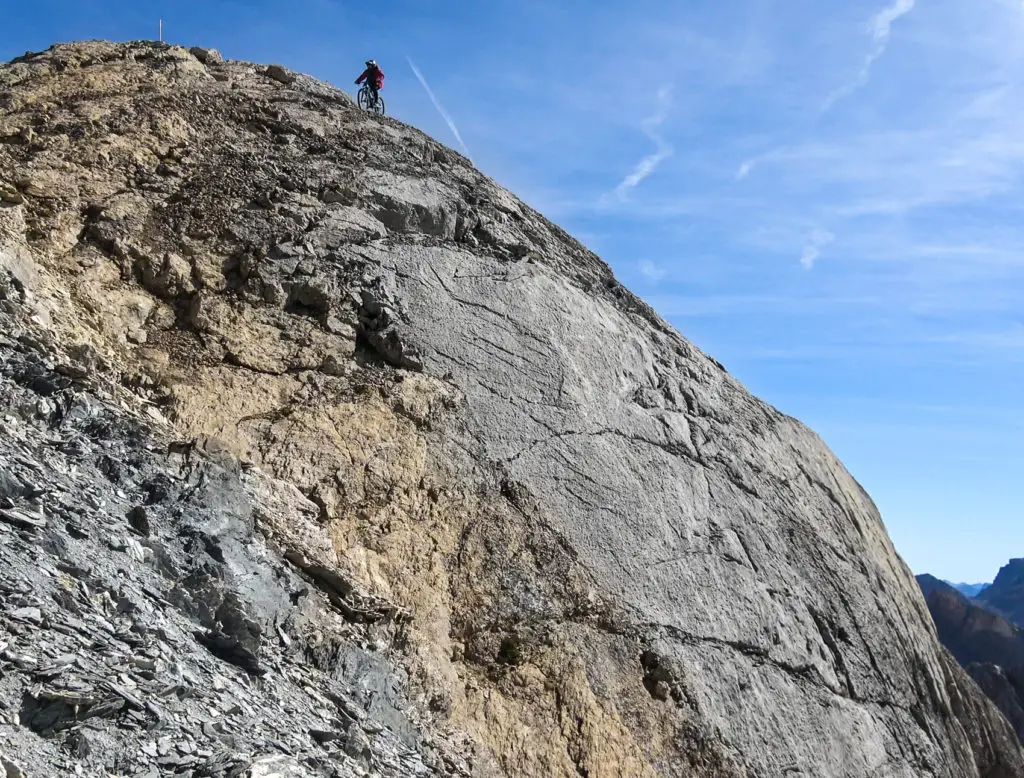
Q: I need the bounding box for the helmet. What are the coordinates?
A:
[366,59,376,67]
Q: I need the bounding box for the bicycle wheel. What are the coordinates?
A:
[373,96,386,117]
[357,86,370,110]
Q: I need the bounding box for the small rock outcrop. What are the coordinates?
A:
[1,40,1023,777]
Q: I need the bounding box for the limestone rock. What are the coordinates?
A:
[248,755,311,777]
[265,64,295,85]
[189,46,224,65]
[0,39,1021,778]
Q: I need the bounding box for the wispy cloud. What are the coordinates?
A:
[612,84,675,200]
[800,228,835,269]
[824,0,916,109]
[926,325,1024,352]
[637,259,666,283]
[406,56,473,161]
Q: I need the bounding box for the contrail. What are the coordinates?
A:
[824,0,915,109]
[615,143,672,198]
[406,57,472,162]
[613,84,674,200]
[800,228,835,269]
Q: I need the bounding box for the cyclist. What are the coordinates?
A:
[355,59,384,106]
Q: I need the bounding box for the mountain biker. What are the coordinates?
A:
[355,59,384,104]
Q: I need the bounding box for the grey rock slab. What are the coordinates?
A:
[189,46,224,65]
[265,65,296,85]
[358,170,459,240]
[363,240,1021,776]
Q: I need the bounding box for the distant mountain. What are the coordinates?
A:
[949,581,992,598]
[978,559,1024,628]
[917,574,1024,743]
[918,576,1024,667]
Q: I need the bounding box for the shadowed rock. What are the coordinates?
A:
[979,559,1024,628]
[917,574,1024,744]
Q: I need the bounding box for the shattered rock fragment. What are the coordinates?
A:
[265,65,295,85]
[190,46,224,65]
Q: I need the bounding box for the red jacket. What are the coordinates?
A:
[356,66,384,89]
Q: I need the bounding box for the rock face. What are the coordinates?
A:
[980,560,1024,628]
[1,39,1022,777]
[971,665,1024,746]
[917,575,1024,744]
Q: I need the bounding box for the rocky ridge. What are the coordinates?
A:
[979,561,1024,629]
[1,40,1022,777]
[917,575,1024,745]
[952,583,992,599]
[918,576,1024,671]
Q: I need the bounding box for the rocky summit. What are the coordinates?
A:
[0,40,1021,778]
[979,561,1024,630]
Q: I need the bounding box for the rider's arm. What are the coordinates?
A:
[355,70,367,84]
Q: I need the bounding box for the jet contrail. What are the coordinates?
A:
[406,57,472,162]
[613,84,674,200]
[824,0,915,109]
[800,228,835,269]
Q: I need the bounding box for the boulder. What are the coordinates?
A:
[189,46,224,65]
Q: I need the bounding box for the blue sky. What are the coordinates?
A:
[4,0,1023,583]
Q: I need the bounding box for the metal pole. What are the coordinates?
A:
[159,19,163,42]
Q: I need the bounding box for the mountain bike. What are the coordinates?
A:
[357,85,386,116]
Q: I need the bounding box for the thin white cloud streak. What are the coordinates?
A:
[925,325,1024,351]
[800,228,835,269]
[613,84,675,200]
[824,0,916,109]
[406,56,473,162]
[637,259,666,282]
[731,121,1024,219]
